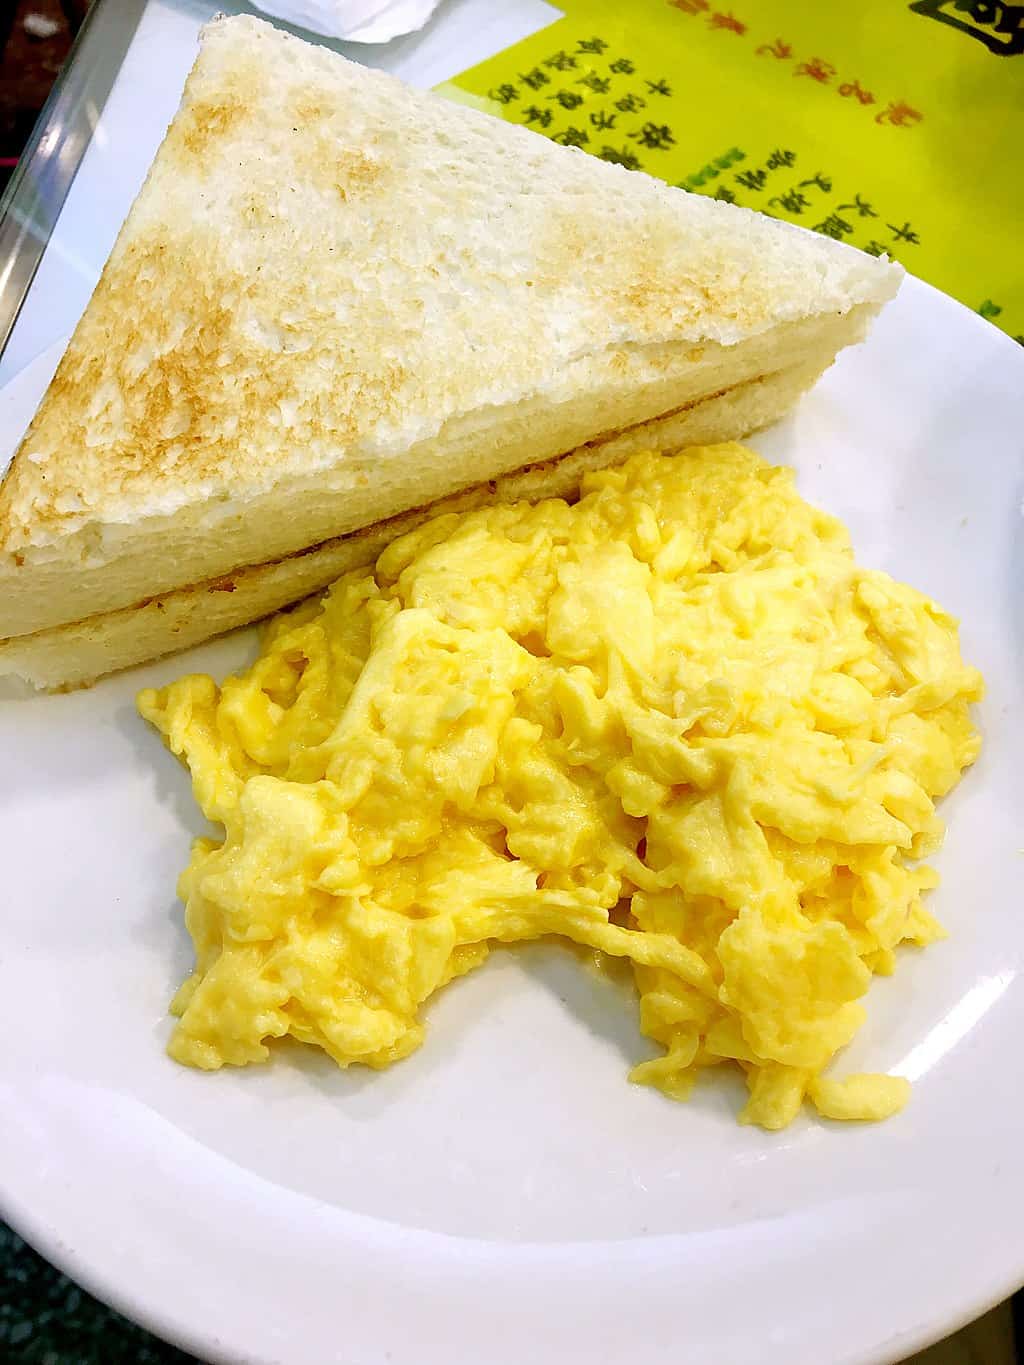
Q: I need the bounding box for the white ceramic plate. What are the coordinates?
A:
[1,277,1022,1365]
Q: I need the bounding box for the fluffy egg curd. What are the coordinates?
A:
[138,444,983,1130]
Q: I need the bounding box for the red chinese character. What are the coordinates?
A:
[838,79,875,105]
[669,0,709,12]
[709,10,746,31]
[876,100,923,128]
[756,38,792,58]
[794,57,836,83]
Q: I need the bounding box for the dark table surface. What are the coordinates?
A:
[0,1223,194,1362]
[1,0,75,195]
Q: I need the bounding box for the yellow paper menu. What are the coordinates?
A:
[439,0,1024,345]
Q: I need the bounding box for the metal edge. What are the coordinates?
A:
[0,0,148,362]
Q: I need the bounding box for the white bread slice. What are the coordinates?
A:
[0,360,826,691]
[0,13,900,644]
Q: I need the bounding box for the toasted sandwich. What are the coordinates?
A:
[0,15,901,690]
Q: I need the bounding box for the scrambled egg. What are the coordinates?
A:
[138,444,982,1129]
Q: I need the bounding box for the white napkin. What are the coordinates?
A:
[249,0,443,43]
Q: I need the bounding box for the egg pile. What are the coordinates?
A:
[139,444,982,1128]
